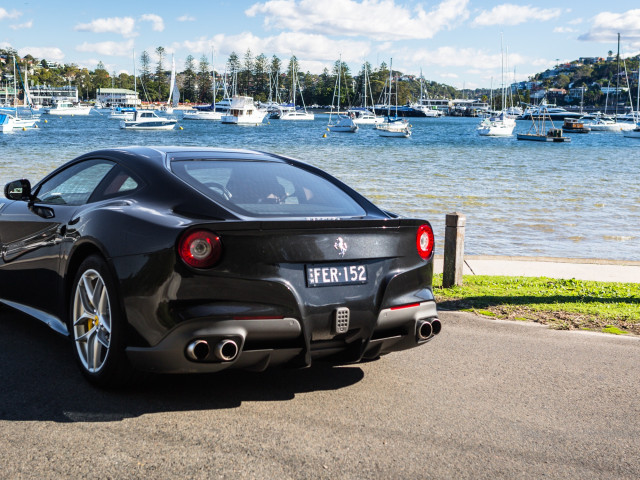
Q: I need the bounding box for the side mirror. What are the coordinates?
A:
[4,179,32,201]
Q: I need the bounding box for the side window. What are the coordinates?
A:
[36,160,115,206]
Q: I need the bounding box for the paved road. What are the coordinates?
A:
[1,308,639,479]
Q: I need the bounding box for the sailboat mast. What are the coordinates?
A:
[388,58,393,117]
[615,32,620,119]
[337,55,342,114]
[212,48,216,109]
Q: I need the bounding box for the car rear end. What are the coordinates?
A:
[125,150,440,373]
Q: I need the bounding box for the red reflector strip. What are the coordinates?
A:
[390,303,421,311]
[233,316,285,320]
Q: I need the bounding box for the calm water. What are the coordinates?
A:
[1,112,639,260]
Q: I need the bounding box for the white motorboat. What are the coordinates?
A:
[109,107,136,120]
[221,96,267,125]
[0,113,16,133]
[586,114,628,132]
[120,110,177,130]
[182,109,225,120]
[280,108,314,121]
[349,108,384,124]
[43,100,92,116]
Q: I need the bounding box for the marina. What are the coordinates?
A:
[0,112,638,261]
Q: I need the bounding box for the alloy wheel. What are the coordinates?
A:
[72,268,112,373]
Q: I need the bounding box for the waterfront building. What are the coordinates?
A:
[96,88,140,108]
[29,85,79,106]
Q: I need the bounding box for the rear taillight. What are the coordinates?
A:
[416,224,434,260]
[178,230,222,268]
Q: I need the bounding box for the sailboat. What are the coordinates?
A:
[160,56,176,114]
[2,57,39,129]
[375,59,411,138]
[409,69,443,118]
[477,36,515,137]
[184,53,231,120]
[280,60,314,121]
[349,62,383,124]
[328,56,358,133]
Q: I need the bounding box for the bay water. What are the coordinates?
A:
[1,112,638,261]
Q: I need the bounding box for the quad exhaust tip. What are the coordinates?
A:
[186,339,240,362]
[214,339,239,362]
[186,339,210,361]
[416,318,442,341]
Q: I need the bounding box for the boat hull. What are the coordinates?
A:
[517,133,571,142]
[43,106,92,116]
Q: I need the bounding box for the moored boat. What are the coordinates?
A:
[622,124,640,138]
[221,96,267,125]
[119,110,177,130]
[0,113,16,133]
[562,118,590,133]
[43,100,92,116]
[517,104,570,142]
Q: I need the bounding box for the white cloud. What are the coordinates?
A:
[568,18,583,25]
[18,47,65,61]
[245,0,470,40]
[473,4,563,27]
[10,20,32,30]
[76,39,135,57]
[177,14,196,22]
[75,17,136,37]
[0,8,22,20]
[174,31,371,65]
[578,9,640,49]
[553,27,575,34]
[140,14,165,32]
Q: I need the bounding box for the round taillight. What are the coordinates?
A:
[416,224,434,260]
[178,230,222,268]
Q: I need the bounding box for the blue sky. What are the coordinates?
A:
[1,1,639,89]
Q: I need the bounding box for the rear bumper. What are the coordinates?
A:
[126,301,439,374]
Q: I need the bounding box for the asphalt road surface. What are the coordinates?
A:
[1,307,638,479]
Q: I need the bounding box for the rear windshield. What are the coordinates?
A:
[170,159,367,218]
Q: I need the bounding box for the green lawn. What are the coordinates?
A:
[433,275,640,335]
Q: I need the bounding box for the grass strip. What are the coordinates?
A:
[433,275,640,335]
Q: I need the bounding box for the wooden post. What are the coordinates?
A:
[443,212,466,288]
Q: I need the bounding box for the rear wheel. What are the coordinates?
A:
[70,255,132,387]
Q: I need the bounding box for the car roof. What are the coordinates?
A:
[115,146,288,162]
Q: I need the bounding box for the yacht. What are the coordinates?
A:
[518,101,581,121]
[221,96,267,125]
[120,110,178,130]
[43,100,92,116]
[348,107,384,124]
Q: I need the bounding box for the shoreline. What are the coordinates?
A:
[433,254,640,283]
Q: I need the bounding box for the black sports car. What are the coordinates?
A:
[0,146,440,386]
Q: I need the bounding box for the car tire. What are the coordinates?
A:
[70,255,133,388]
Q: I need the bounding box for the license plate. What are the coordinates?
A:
[306,263,368,287]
